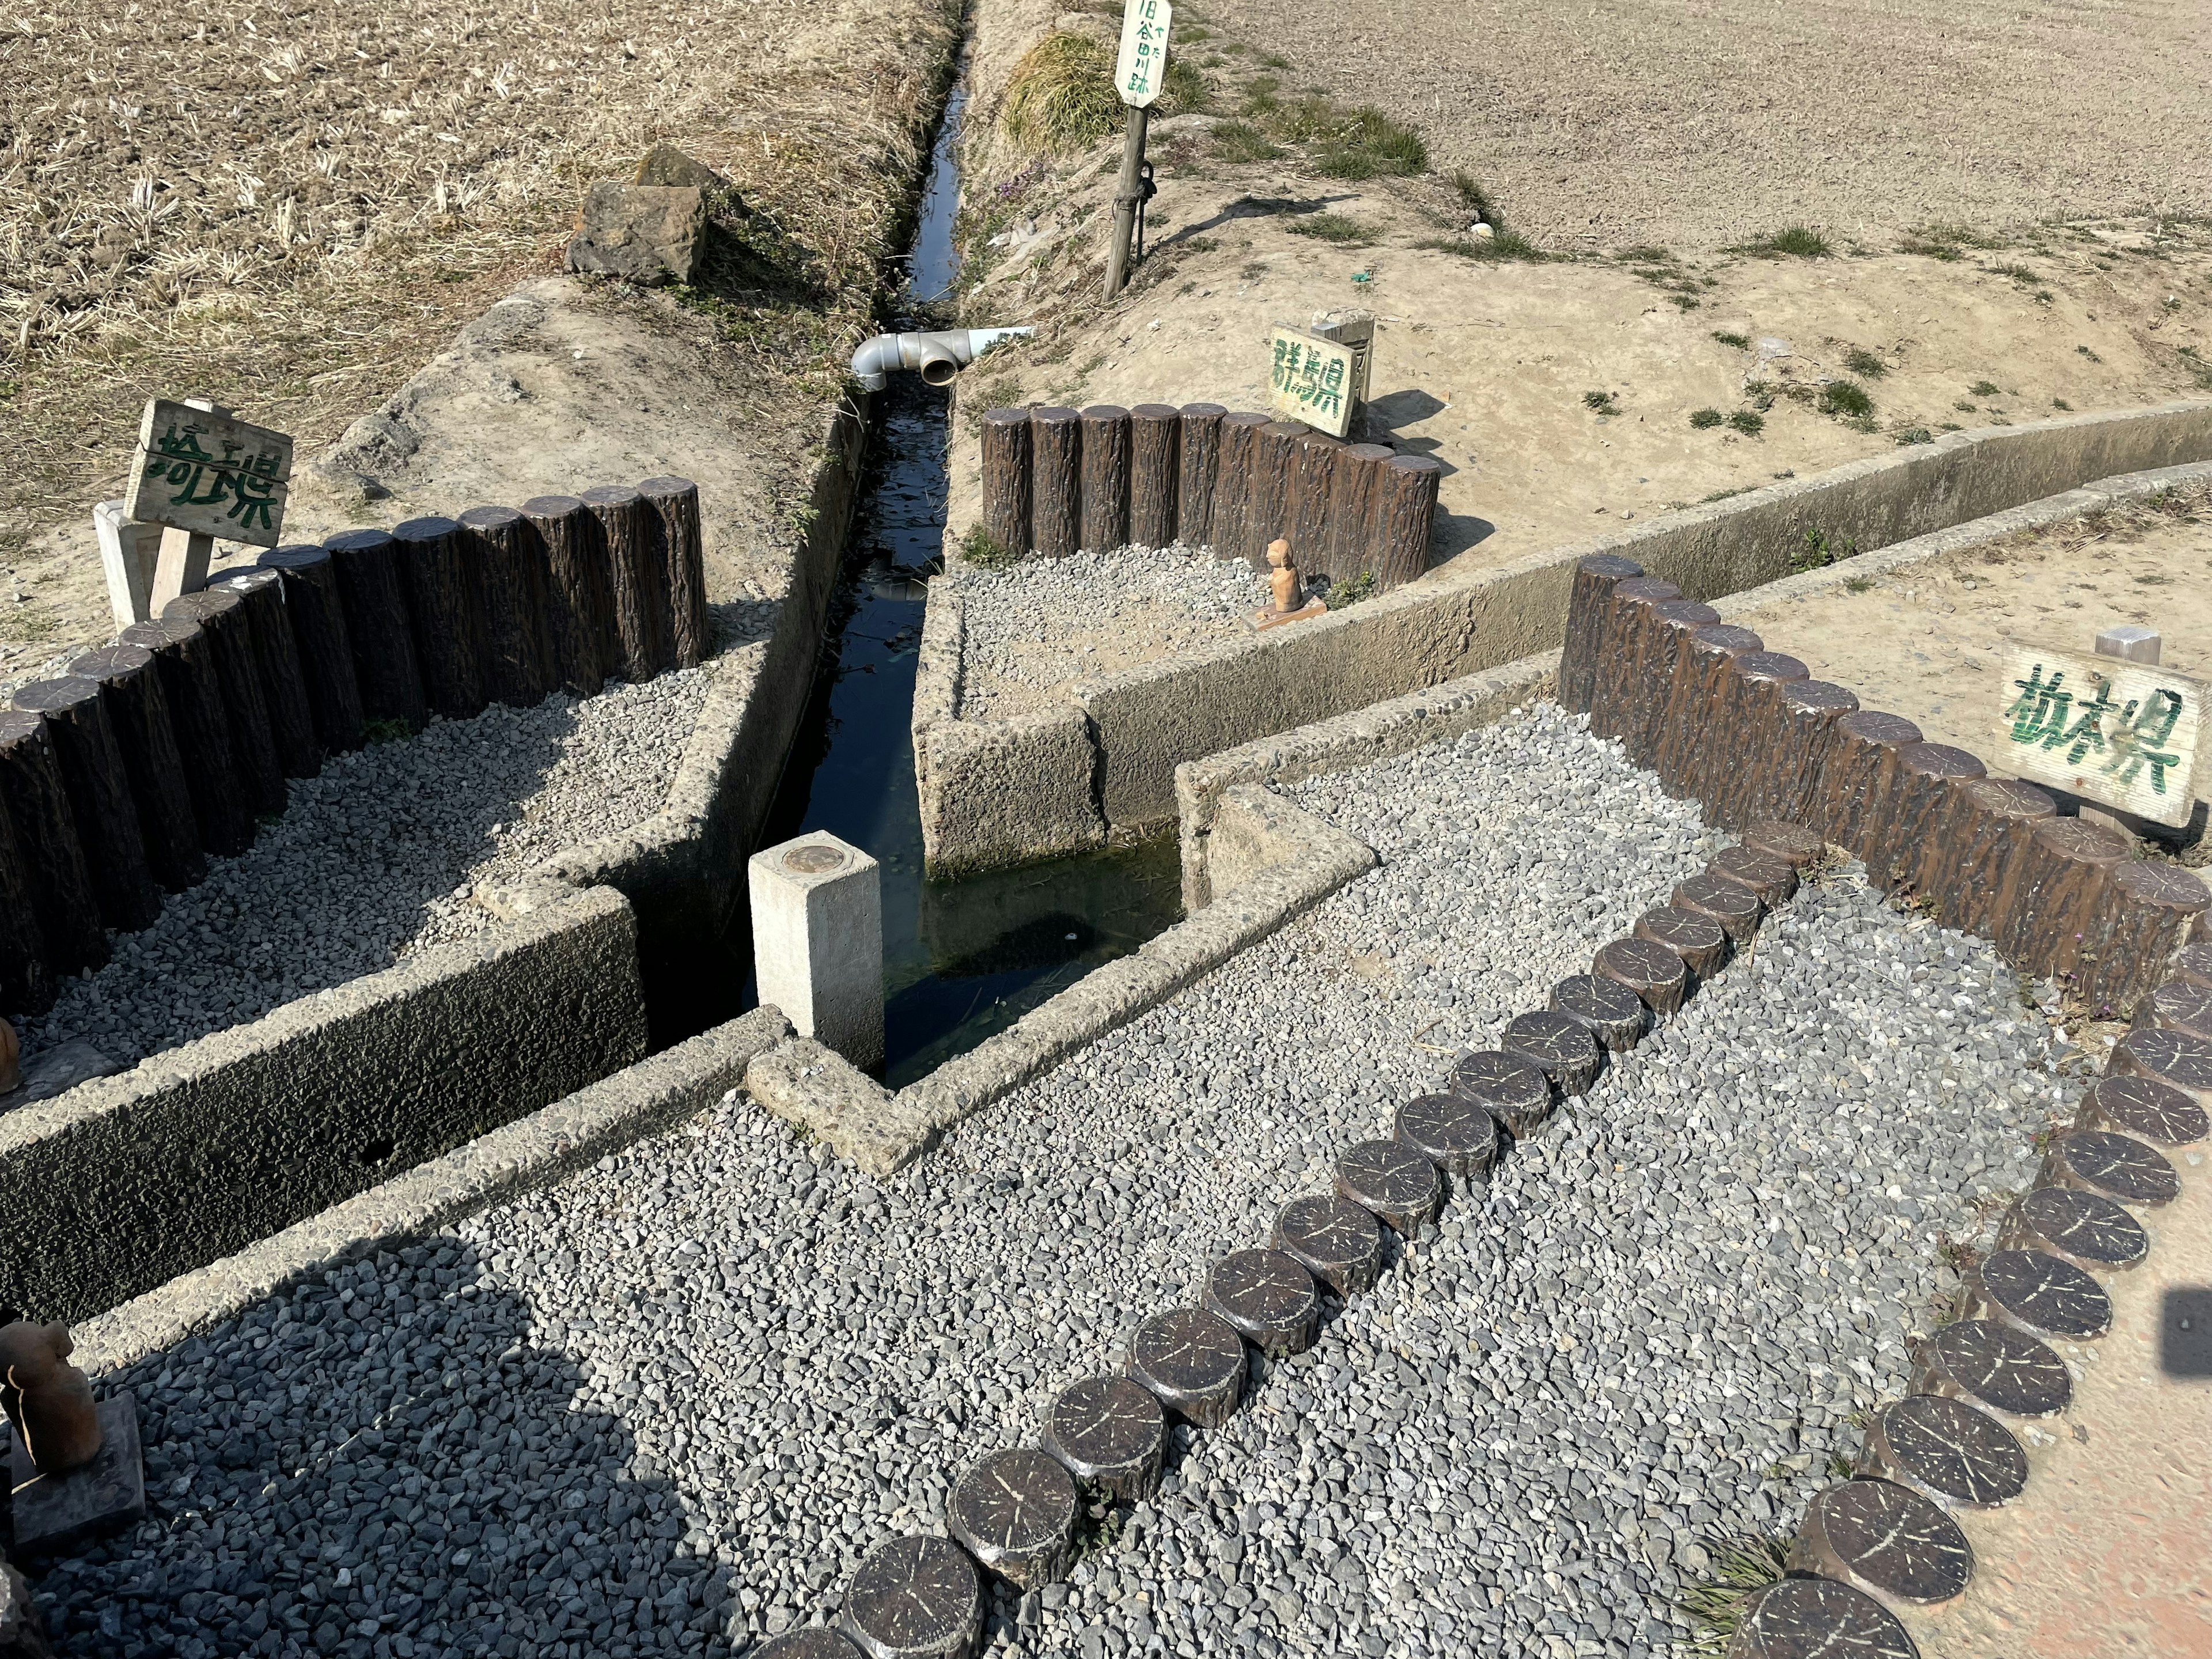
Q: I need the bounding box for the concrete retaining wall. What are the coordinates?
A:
[0,885,645,1324]
[918,400,2212,874]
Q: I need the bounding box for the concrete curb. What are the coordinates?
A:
[745,786,1378,1176]
[915,401,2212,874]
[76,1007,793,1377]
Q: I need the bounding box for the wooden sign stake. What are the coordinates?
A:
[1104,0,1171,299]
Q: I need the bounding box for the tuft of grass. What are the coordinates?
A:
[1896,426,1935,446]
[961,524,1021,570]
[1311,105,1428,179]
[1689,408,1726,429]
[1582,389,1621,415]
[2077,344,2103,363]
[1287,213,1376,245]
[2052,397,2073,410]
[1002,32,1209,153]
[363,717,414,745]
[1450,172,1503,229]
[1842,347,1888,378]
[1845,575,1876,593]
[1817,379,1874,420]
[1323,569,1377,608]
[1968,378,2002,396]
[1728,410,1765,437]
[1711,330,1751,349]
[1212,119,1282,162]
[1677,1534,1792,1657]
[1701,485,1752,503]
[1730,225,1831,259]
[1416,231,1547,262]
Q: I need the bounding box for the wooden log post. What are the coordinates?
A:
[1212,411,1269,567]
[257,544,366,753]
[456,507,554,707]
[1906,778,2053,938]
[325,528,429,733]
[1810,710,1922,855]
[638,476,712,669]
[121,618,253,858]
[10,678,161,933]
[1649,623,1766,805]
[0,794,55,1016]
[1373,453,1442,591]
[979,408,1034,558]
[164,588,286,819]
[0,711,109,974]
[2075,861,2212,1019]
[1736,680,1859,831]
[1287,428,1340,578]
[1745,819,1825,867]
[519,495,611,695]
[389,525,501,721]
[1594,935,1688,1016]
[1029,407,1082,559]
[69,642,204,895]
[1702,650,1809,827]
[1634,905,1731,982]
[1625,602,1729,770]
[1584,577,1683,746]
[1327,443,1394,588]
[1559,554,1646,717]
[1078,405,1132,554]
[1860,741,1987,895]
[1175,403,1226,551]
[209,567,320,779]
[1992,815,2131,985]
[1128,404,1180,550]
[1245,420,1302,567]
[582,485,672,683]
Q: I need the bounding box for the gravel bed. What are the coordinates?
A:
[12,665,713,1070]
[40,706,2065,1659]
[957,546,1268,719]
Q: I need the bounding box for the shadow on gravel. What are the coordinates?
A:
[37,1243,733,1659]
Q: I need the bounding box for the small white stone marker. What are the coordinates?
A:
[92,501,163,628]
[2096,624,2161,665]
[748,831,884,1070]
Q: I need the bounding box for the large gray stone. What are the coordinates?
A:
[566,182,708,287]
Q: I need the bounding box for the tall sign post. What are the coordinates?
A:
[1104,0,1171,300]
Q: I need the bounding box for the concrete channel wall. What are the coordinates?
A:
[3,383,870,1328]
[915,400,2212,874]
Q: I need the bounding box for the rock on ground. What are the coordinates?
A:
[40,707,2063,1659]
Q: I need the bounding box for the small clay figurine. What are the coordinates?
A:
[0,1018,18,1095]
[1266,538,1303,614]
[0,1322,102,1476]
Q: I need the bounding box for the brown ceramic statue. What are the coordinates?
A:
[0,1322,102,1476]
[1266,538,1303,614]
[0,1018,18,1095]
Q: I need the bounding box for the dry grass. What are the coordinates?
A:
[0,0,960,553]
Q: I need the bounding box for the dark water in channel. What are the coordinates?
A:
[670,52,1183,1087]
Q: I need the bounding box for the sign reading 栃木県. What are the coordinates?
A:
[122,399,294,549]
[1995,643,2203,827]
[1115,0,1173,107]
[1267,325,1358,438]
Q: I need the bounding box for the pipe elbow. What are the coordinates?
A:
[902,334,964,386]
[850,334,899,392]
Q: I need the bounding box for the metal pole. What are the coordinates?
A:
[1103,103,1150,300]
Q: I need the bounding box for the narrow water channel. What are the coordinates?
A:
[741,52,1182,1087]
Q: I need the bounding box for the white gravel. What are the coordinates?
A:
[40,706,2066,1659]
[13,664,713,1070]
[957,546,1269,719]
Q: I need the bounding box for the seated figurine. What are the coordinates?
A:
[0,1321,102,1476]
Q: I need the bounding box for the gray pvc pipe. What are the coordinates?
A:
[850,327,1033,392]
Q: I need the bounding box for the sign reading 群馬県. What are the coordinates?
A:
[1115,0,1173,108]
[1996,644,2203,827]
[122,399,294,548]
[1267,325,1357,438]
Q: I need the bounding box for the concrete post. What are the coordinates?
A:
[93,501,163,628]
[748,831,884,1070]
[2096,625,2161,665]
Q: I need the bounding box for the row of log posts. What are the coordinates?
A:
[972,404,1442,589]
[0,475,714,1018]
[1558,551,2211,1016]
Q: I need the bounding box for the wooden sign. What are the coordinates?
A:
[1114,0,1172,108]
[1267,325,1357,437]
[123,399,293,549]
[1995,644,2203,827]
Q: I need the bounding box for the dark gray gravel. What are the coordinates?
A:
[43,706,2065,1659]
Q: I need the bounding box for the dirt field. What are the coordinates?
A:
[0,0,959,665]
[1204,0,2212,252]
[940,0,2212,599]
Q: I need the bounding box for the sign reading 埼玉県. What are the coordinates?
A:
[1115,0,1173,107]
[122,399,294,549]
[1267,325,1358,438]
[1996,644,2203,827]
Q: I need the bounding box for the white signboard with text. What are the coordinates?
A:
[1995,643,2203,827]
[1115,0,1172,108]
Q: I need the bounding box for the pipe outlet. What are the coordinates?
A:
[850,327,1034,392]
